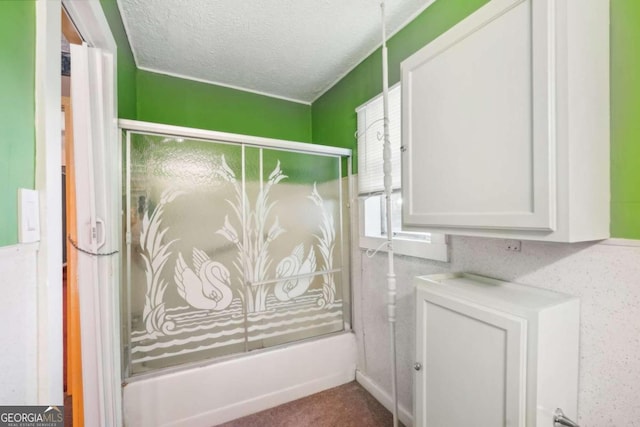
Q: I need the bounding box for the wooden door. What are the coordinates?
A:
[63,96,84,427]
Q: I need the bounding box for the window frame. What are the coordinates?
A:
[356,85,449,262]
[357,196,449,261]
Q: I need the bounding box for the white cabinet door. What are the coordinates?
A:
[414,274,580,426]
[415,289,527,427]
[402,0,556,231]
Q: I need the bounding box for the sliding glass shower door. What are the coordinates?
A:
[122,124,351,377]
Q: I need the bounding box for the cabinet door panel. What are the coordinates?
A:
[415,291,527,427]
[402,0,555,231]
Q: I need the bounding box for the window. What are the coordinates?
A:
[356,84,448,261]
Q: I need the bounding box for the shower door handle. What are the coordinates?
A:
[554,408,579,427]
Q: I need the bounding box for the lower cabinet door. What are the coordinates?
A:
[415,290,528,427]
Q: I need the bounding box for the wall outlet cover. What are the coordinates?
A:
[505,239,522,252]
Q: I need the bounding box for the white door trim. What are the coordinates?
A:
[35,0,62,405]
[62,0,117,53]
[37,0,121,422]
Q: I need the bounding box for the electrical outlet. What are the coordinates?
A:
[505,239,521,252]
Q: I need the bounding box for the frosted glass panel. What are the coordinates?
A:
[126,134,245,374]
[244,148,345,351]
[124,131,349,376]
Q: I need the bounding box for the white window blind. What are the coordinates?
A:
[356,84,402,195]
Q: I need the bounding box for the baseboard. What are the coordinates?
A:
[356,370,414,427]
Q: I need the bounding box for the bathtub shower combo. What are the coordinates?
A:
[120,121,355,426]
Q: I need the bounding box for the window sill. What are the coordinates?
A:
[359,235,449,262]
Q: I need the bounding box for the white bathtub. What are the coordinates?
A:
[123,332,357,426]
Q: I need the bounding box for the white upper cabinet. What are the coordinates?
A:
[401,0,609,242]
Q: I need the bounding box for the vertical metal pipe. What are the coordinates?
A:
[338,156,348,330]
[241,145,250,352]
[381,2,398,426]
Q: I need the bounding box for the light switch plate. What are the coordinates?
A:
[18,189,40,243]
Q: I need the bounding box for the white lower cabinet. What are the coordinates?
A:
[414,274,579,427]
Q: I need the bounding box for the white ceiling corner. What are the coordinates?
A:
[117,0,434,104]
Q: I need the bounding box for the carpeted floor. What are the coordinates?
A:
[217,381,402,427]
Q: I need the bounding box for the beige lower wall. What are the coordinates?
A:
[0,243,39,404]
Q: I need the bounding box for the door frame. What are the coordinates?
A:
[36,0,121,423]
[35,0,62,405]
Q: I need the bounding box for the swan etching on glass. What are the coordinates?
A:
[274,243,317,301]
[174,248,234,311]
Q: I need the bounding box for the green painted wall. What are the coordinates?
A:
[610,0,640,239]
[312,0,489,154]
[312,0,640,239]
[136,70,312,142]
[100,0,137,119]
[1,0,630,243]
[100,1,310,141]
[0,1,35,246]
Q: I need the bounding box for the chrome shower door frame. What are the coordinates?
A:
[120,119,353,378]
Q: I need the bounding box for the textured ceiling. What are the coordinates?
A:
[117,0,434,104]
